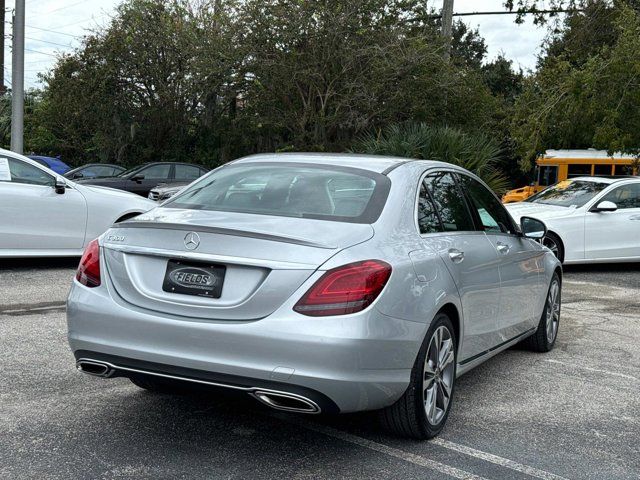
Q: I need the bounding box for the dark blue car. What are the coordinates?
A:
[28,155,71,175]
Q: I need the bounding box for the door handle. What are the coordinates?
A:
[448,249,464,263]
[630,215,640,221]
[496,242,510,254]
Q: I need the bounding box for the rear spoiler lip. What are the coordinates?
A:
[111,221,337,249]
[101,243,319,270]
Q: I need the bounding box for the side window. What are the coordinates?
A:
[1,158,55,187]
[567,164,592,178]
[92,166,116,177]
[140,164,171,179]
[538,166,558,186]
[174,164,202,181]
[417,182,443,234]
[602,184,640,209]
[424,172,475,232]
[457,174,516,234]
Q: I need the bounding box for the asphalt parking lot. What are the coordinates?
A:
[1,260,639,480]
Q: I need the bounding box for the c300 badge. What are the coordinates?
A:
[107,235,126,242]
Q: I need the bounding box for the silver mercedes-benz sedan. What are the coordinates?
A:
[67,153,562,439]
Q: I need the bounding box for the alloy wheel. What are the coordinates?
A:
[423,326,455,426]
[546,280,560,343]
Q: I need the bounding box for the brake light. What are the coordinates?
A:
[76,239,101,287]
[294,260,391,316]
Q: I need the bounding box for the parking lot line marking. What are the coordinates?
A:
[544,359,638,382]
[431,438,570,480]
[0,302,66,316]
[282,418,489,480]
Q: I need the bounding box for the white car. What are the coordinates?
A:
[0,149,155,257]
[506,176,640,264]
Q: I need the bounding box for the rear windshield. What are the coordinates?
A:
[165,162,390,223]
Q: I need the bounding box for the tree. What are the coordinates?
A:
[511,1,640,170]
[25,0,507,172]
[352,123,510,193]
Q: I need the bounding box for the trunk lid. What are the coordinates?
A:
[101,208,373,320]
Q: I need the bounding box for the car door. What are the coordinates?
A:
[127,164,172,196]
[457,173,543,341]
[0,156,87,252]
[417,170,503,362]
[585,182,640,260]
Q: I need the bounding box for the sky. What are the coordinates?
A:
[3,0,552,91]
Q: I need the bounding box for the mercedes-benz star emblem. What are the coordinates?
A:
[184,232,200,250]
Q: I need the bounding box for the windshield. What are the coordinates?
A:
[165,163,391,223]
[526,180,610,207]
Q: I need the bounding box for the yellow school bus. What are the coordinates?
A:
[502,149,638,203]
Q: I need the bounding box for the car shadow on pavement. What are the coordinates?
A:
[0,257,79,270]
[562,262,640,273]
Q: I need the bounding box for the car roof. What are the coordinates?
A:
[232,153,446,174]
[568,176,639,184]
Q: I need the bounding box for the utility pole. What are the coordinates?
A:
[0,0,5,95]
[11,0,25,154]
[441,0,454,61]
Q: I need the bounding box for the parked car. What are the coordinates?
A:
[0,149,155,257]
[148,182,190,201]
[64,163,126,180]
[77,162,208,197]
[28,155,71,175]
[68,153,561,439]
[506,176,640,264]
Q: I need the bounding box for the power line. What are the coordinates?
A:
[25,36,72,48]
[427,8,585,20]
[29,0,95,18]
[24,48,58,58]
[4,21,83,39]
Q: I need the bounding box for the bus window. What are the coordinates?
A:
[613,164,633,176]
[538,166,558,186]
[567,164,592,178]
[593,164,613,176]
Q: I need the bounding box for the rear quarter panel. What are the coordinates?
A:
[320,162,464,360]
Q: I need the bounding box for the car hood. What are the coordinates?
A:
[77,183,155,205]
[77,177,126,188]
[152,182,189,194]
[505,202,578,221]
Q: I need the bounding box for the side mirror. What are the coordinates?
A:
[54,179,67,194]
[591,200,617,213]
[520,216,546,239]
[131,174,145,182]
[72,172,84,179]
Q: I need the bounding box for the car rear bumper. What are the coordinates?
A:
[67,281,425,413]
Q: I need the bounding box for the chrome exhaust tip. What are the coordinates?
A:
[76,360,113,378]
[252,390,321,414]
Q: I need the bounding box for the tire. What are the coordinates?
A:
[380,313,456,439]
[542,232,564,263]
[523,273,561,353]
[129,375,191,394]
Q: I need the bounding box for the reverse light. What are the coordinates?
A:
[294,260,392,317]
[76,239,101,287]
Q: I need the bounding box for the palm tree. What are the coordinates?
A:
[351,123,509,194]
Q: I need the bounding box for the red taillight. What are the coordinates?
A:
[294,260,392,317]
[76,239,101,288]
